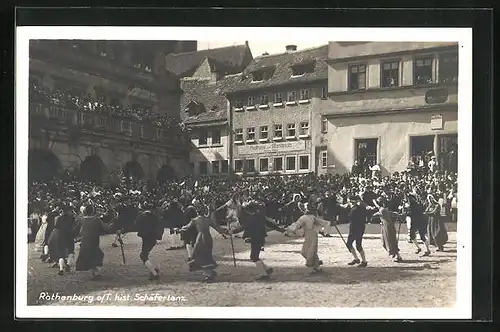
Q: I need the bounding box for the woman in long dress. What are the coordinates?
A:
[181,200,228,282]
[34,211,49,255]
[285,199,333,274]
[74,205,118,280]
[373,197,403,262]
[425,194,448,251]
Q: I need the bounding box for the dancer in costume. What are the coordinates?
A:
[74,204,119,280]
[425,194,448,252]
[230,198,274,280]
[285,198,334,274]
[47,203,77,275]
[136,202,164,280]
[180,200,228,282]
[373,197,403,262]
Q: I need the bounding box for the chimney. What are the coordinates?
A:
[285,45,297,52]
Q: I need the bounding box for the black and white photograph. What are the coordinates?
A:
[15,26,472,319]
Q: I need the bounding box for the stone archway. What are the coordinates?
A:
[156,165,176,183]
[28,149,62,182]
[123,160,144,180]
[80,155,107,183]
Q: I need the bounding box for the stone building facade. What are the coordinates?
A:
[225,45,328,176]
[28,40,197,182]
[315,42,458,175]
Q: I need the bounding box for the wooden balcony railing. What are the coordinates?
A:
[29,103,187,146]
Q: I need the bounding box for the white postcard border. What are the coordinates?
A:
[15,26,473,319]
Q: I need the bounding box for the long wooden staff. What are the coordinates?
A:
[227,217,237,267]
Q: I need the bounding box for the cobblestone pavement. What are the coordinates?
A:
[26,223,456,307]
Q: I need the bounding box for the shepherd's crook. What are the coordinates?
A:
[333,224,349,250]
[397,215,403,242]
[227,219,237,267]
[117,233,126,265]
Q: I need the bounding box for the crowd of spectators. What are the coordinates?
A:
[27,166,458,242]
[29,83,185,130]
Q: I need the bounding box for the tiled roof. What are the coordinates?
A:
[165,44,251,78]
[181,74,242,125]
[224,45,328,94]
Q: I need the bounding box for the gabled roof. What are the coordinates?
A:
[181,74,242,125]
[165,44,251,78]
[224,45,328,94]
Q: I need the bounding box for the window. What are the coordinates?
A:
[212,161,220,174]
[355,138,378,168]
[292,66,305,76]
[321,151,328,168]
[199,162,208,175]
[252,71,263,82]
[414,57,434,85]
[260,95,269,105]
[235,128,243,142]
[349,64,366,91]
[300,89,309,100]
[438,134,458,173]
[274,157,283,171]
[221,160,229,173]
[235,160,244,172]
[299,156,309,170]
[212,130,221,145]
[274,93,283,104]
[287,123,296,137]
[410,136,435,166]
[246,159,256,172]
[287,91,296,102]
[439,53,458,84]
[274,124,283,138]
[234,99,244,109]
[247,96,255,106]
[260,126,268,140]
[259,158,269,172]
[199,131,208,146]
[321,86,328,99]
[247,127,256,141]
[286,156,296,171]
[321,116,328,133]
[300,122,309,136]
[381,61,399,87]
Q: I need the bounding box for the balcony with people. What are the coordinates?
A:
[29,83,188,146]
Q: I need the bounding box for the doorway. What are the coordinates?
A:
[355,138,378,170]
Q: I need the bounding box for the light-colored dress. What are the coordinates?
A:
[374,207,400,256]
[34,214,48,252]
[287,214,330,267]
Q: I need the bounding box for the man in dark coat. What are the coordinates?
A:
[74,204,119,280]
[231,199,273,280]
[345,196,373,267]
[48,204,77,275]
[136,202,164,280]
[406,193,431,256]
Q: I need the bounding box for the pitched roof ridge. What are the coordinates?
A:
[254,44,328,59]
[166,44,247,57]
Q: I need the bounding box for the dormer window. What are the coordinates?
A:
[291,62,315,77]
[252,71,264,82]
[292,67,305,76]
[251,69,272,82]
